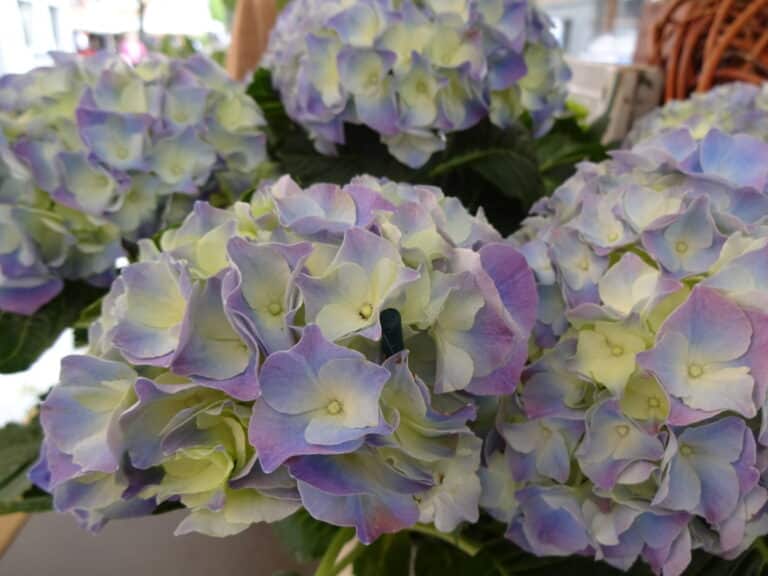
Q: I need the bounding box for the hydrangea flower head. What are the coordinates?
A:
[0,52,269,314]
[33,174,537,543]
[482,121,768,574]
[263,0,569,168]
[625,82,768,147]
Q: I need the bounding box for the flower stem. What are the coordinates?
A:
[331,541,366,575]
[314,528,355,576]
[408,523,482,557]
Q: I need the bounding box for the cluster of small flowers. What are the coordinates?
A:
[625,82,768,147]
[263,0,569,168]
[0,52,269,315]
[31,174,537,542]
[479,127,768,575]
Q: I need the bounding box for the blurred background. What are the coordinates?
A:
[0,0,655,77]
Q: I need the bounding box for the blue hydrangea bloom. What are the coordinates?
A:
[263,0,570,168]
[0,52,270,314]
[33,175,537,542]
[485,88,768,573]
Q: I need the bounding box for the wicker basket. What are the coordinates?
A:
[650,0,768,101]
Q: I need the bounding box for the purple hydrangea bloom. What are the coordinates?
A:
[263,0,569,168]
[491,89,768,574]
[0,52,269,315]
[35,175,536,541]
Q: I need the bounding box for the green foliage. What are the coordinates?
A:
[247,69,607,236]
[284,516,768,576]
[535,115,610,195]
[209,0,237,23]
[0,417,52,515]
[353,533,412,576]
[405,524,768,576]
[0,281,106,374]
[272,510,344,563]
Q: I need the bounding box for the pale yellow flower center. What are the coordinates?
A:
[358,302,374,320]
[610,345,625,357]
[687,363,704,379]
[365,72,379,89]
[116,145,129,160]
[647,397,661,409]
[326,399,344,415]
[680,444,694,457]
[268,302,283,316]
[675,240,689,255]
[577,258,590,271]
[615,424,630,438]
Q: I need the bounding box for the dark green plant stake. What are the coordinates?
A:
[380,309,404,358]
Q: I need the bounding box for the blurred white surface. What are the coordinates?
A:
[0,330,75,426]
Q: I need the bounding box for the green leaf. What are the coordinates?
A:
[0,281,106,374]
[0,418,52,516]
[534,115,610,195]
[354,532,412,576]
[411,527,768,576]
[272,510,342,563]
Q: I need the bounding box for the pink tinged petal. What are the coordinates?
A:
[272,176,357,234]
[297,483,420,544]
[290,450,429,543]
[249,401,363,474]
[170,276,259,401]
